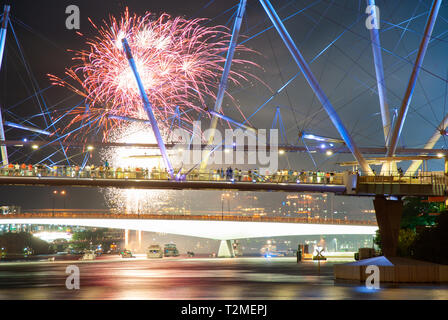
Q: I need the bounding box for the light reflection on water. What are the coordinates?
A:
[0,258,446,300]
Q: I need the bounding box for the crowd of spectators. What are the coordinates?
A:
[0,162,343,184]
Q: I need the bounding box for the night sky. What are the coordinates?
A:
[1,0,447,211]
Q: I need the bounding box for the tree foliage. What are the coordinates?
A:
[401,197,439,229]
[412,211,448,265]
[373,197,447,264]
[0,232,51,255]
[373,229,416,257]
[72,229,105,241]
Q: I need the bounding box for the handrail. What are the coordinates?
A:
[0,166,348,186]
[0,212,377,226]
[1,165,444,188]
[358,173,447,185]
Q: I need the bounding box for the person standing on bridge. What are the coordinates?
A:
[105,160,110,177]
[27,164,33,177]
[85,165,91,178]
[7,163,13,176]
[220,168,225,180]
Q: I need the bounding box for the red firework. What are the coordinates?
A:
[49,8,261,141]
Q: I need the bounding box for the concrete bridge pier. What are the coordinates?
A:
[218,240,235,258]
[335,196,448,282]
[137,230,142,251]
[124,229,129,249]
[373,195,403,257]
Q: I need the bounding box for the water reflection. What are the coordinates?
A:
[0,257,446,300]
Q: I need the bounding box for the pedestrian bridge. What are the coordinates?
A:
[0,212,378,240]
[0,169,446,196]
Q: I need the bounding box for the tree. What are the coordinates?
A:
[373,229,416,257]
[411,211,448,265]
[396,229,416,257]
[373,229,381,249]
[401,197,438,230]
[72,229,105,242]
[0,232,51,255]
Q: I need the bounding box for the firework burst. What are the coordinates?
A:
[50,8,261,141]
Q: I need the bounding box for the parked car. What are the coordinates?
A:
[147,245,163,258]
[187,251,195,257]
[80,250,96,260]
[121,250,135,258]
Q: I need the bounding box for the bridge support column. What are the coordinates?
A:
[124,229,129,249]
[218,240,235,258]
[373,195,403,257]
[137,230,142,251]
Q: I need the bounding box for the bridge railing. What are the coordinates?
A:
[0,165,347,185]
[358,172,446,185]
[0,212,377,226]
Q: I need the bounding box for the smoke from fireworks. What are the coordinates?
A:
[50,8,261,140]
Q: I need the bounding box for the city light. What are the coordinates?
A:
[31,144,39,150]
[33,231,72,242]
[326,150,333,156]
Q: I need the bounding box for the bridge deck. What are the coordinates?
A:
[0,176,347,193]
[0,170,445,196]
[357,175,446,196]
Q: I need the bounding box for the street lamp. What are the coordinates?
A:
[52,190,67,216]
[221,195,224,220]
[61,190,67,210]
[221,193,230,220]
[52,190,57,216]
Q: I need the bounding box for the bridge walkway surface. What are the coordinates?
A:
[0,169,446,196]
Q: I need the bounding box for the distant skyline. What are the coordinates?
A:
[0,185,375,222]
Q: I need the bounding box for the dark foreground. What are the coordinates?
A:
[0,256,446,299]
